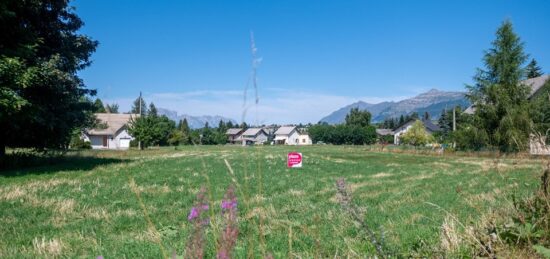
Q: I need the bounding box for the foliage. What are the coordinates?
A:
[309,124,377,145]
[69,135,92,150]
[105,103,119,113]
[526,58,543,79]
[94,99,106,113]
[530,79,550,134]
[500,168,550,247]
[345,108,372,127]
[466,20,531,152]
[453,124,489,151]
[131,96,147,115]
[399,120,434,146]
[128,114,175,149]
[0,0,98,154]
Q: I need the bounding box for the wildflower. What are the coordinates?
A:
[186,187,210,259]
[217,185,239,259]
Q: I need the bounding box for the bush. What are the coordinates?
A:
[70,137,92,149]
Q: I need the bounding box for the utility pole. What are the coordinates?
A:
[138,91,142,150]
[452,107,456,148]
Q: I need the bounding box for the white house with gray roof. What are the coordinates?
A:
[241,128,268,145]
[393,119,440,145]
[274,126,300,145]
[81,113,138,149]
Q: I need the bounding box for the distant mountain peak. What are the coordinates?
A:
[319,88,470,124]
[157,108,237,129]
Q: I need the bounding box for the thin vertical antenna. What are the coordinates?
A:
[138,91,142,150]
[250,31,260,126]
[242,31,261,126]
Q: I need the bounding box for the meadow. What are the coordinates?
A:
[0,145,544,258]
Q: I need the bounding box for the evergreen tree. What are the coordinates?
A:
[94,99,106,113]
[105,103,119,113]
[466,20,531,152]
[148,103,158,117]
[0,0,98,155]
[423,111,430,121]
[131,96,147,115]
[526,58,543,79]
[398,115,405,125]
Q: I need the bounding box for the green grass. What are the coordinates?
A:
[0,145,544,257]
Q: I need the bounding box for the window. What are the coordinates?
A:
[302,138,306,143]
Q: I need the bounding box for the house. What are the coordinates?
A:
[393,119,440,145]
[225,128,244,144]
[297,133,313,145]
[464,75,550,114]
[82,113,138,149]
[274,126,300,145]
[240,128,268,145]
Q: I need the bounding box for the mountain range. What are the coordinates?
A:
[319,89,470,124]
[157,108,237,129]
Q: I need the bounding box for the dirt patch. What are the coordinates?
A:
[370,172,392,178]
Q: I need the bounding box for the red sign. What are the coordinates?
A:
[287,152,302,168]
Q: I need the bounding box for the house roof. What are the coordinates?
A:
[274,126,296,135]
[225,128,243,135]
[241,128,265,137]
[376,129,394,136]
[464,74,549,114]
[87,113,139,135]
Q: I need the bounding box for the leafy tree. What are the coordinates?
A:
[0,0,98,155]
[131,96,147,115]
[466,20,531,152]
[105,103,119,113]
[526,58,543,79]
[345,108,371,127]
[127,114,175,149]
[94,99,106,113]
[400,120,434,146]
[168,129,185,146]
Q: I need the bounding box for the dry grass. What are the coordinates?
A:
[32,237,64,256]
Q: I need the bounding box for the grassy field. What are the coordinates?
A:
[0,145,545,257]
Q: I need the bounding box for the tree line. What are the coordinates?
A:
[309,108,378,145]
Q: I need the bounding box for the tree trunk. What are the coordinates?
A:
[0,144,5,157]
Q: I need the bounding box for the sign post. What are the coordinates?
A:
[287,152,303,168]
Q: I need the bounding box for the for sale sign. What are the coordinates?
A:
[287,152,302,168]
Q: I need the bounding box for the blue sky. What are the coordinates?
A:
[73,0,550,124]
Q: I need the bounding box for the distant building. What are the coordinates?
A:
[82,113,138,149]
[393,119,440,145]
[297,133,313,145]
[274,126,300,145]
[225,128,244,144]
[241,128,268,145]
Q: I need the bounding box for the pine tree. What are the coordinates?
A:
[94,99,106,113]
[466,20,531,152]
[105,103,119,113]
[149,103,158,117]
[526,58,543,79]
[131,96,147,115]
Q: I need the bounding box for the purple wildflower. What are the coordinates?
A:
[186,186,210,259]
[217,185,239,259]
[96,256,104,259]
[188,207,199,221]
